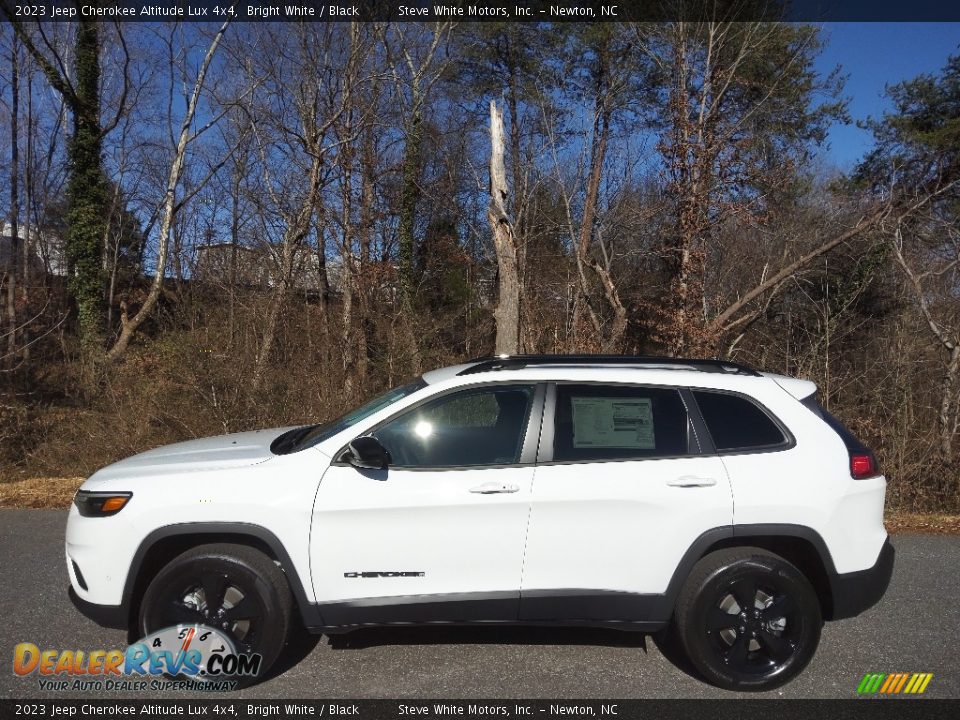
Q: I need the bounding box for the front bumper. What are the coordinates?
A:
[68,585,129,630]
[829,537,895,620]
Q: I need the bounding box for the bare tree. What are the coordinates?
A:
[643,20,846,355]
[890,210,960,462]
[242,24,356,394]
[107,20,231,361]
[568,26,638,352]
[379,22,454,304]
[6,30,19,367]
[488,101,520,354]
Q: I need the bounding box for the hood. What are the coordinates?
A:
[88,427,301,482]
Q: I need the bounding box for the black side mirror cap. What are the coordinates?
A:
[347,436,391,470]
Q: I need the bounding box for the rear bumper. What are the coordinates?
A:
[829,537,895,620]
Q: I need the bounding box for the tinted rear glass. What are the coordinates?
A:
[693,391,787,451]
[554,385,689,461]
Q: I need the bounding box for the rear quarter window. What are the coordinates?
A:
[693,390,788,452]
[801,394,868,452]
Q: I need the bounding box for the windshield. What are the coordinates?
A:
[270,378,428,455]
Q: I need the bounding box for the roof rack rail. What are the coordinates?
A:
[457,354,761,377]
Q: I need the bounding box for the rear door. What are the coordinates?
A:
[519,383,732,622]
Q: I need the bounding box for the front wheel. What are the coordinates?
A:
[673,547,822,691]
[138,543,292,686]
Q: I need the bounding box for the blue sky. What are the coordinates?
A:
[815,23,960,169]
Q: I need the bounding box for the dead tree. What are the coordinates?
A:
[488,100,520,355]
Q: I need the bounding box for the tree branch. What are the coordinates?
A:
[709,206,889,335]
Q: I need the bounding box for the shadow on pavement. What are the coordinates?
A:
[649,626,702,683]
[264,619,323,682]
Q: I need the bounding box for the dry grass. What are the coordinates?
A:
[3,477,960,535]
[884,512,960,535]
[0,476,84,509]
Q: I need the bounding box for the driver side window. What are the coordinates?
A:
[374,385,535,468]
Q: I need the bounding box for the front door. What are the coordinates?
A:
[310,383,543,626]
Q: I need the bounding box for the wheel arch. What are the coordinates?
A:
[122,523,320,637]
[665,524,839,621]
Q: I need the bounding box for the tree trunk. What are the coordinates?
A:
[66,19,108,353]
[21,60,33,363]
[506,66,527,350]
[9,9,115,354]
[661,29,712,357]
[103,182,122,333]
[394,100,425,373]
[340,103,357,399]
[572,62,612,350]
[397,94,422,305]
[589,259,628,353]
[229,157,242,349]
[488,101,520,355]
[355,114,375,384]
[939,347,960,462]
[6,35,19,367]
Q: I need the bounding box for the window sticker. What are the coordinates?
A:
[571,397,655,449]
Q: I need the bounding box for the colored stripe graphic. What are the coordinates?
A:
[905,673,934,694]
[857,673,886,694]
[857,673,933,695]
[893,673,910,693]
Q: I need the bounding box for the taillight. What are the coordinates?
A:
[850,452,879,480]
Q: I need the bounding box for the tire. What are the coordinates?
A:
[672,547,822,691]
[138,543,293,686]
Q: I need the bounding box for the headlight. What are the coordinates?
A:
[73,490,133,517]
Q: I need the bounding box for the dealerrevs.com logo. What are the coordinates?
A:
[13,625,261,692]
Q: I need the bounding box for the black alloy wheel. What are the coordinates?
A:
[138,543,292,685]
[674,548,822,691]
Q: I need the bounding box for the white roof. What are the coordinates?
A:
[422,360,816,396]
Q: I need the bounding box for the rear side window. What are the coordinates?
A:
[553,385,689,462]
[693,391,787,452]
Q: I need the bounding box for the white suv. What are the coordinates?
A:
[66,355,894,691]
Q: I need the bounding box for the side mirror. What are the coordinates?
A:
[347,436,391,470]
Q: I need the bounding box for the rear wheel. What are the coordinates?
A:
[673,547,821,691]
[138,543,292,686]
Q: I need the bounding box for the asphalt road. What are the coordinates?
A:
[1,510,957,700]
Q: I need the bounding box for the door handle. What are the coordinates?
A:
[469,482,520,494]
[667,475,718,488]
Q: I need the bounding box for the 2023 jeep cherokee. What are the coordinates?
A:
[67,355,894,690]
